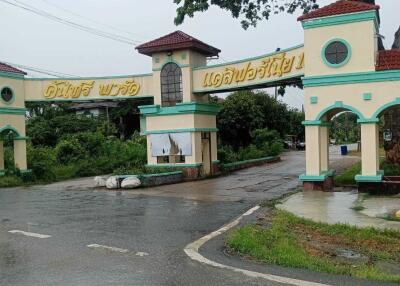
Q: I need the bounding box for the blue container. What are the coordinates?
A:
[340,145,348,156]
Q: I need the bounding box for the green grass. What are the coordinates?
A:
[335,162,361,186]
[226,210,400,283]
[335,160,400,186]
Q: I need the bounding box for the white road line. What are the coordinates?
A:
[8,230,51,239]
[184,205,332,286]
[87,244,129,253]
[135,252,149,257]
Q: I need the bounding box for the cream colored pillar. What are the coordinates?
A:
[360,123,380,177]
[305,125,322,175]
[0,141,4,171]
[14,140,27,170]
[320,126,329,173]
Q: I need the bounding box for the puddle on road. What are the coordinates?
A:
[277,191,400,231]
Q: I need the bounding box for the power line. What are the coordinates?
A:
[40,0,148,42]
[0,0,142,45]
[2,60,80,77]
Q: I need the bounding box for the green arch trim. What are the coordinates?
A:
[371,97,400,120]
[0,125,21,137]
[152,60,190,72]
[321,38,352,68]
[315,101,365,121]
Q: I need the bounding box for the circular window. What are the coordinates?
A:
[1,87,14,104]
[323,39,351,67]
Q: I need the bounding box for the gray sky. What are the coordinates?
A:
[1,0,399,109]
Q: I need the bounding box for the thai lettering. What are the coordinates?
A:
[99,80,140,96]
[43,79,141,99]
[44,81,94,99]
[202,52,304,88]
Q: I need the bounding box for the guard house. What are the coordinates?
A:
[136,31,221,178]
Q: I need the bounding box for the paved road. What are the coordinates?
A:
[0,151,367,286]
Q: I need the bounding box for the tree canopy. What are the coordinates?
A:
[174,0,380,29]
[174,0,318,29]
[217,90,304,149]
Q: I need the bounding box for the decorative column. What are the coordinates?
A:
[356,122,382,185]
[13,139,27,171]
[300,121,334,191]
[0,141,4,175]
[320,125,329,173]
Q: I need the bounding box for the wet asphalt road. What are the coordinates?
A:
[0,152,361,286]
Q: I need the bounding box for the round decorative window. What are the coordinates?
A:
[1,87,14,103]
[323,39,351,67]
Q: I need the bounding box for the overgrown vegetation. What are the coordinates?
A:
[0,91,301,187]
[335,160,400,186]
[216,91,303,163]
[227,209,400,283]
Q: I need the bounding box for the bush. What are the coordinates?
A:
[238,145,266,161]
[0,176,23,188]
[270,141,284,156]
[218,145,239,163]
[55,139,87,164]
[27,145,57,182]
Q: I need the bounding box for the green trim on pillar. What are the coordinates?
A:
[371,97,400,120]
[302,120,331,127]
[323,169,336,177]
[212,160,220,164]
[299,170,335,182]
[0,171,5,177]
[363,92,372,101]
[355,174,383,182]
[14,136,30,141]
[144,128,218,135]
[0,107,27,115]
[301,10,378,30]
[357,118,380,124]
[146,163,203,168]
[310,96,318,104]
[299,173,328,182]
[315,101,365,121]
[20,169,32,174]
[139,102,220,117]
[321,38,352,68]
[302,70,400,88]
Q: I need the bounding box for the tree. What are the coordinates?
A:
[174,0,318,29]
[217,90,304,149]
[174,0,378,29]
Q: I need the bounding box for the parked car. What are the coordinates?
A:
[296,141,306,150]
[284,140,294,149]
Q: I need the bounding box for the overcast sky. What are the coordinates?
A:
[1,0,399,109]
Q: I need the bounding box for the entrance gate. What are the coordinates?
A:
[0,0,399,189]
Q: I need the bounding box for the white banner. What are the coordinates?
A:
[151,133,192,156]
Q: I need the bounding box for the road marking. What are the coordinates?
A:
[87,244,129,253]
[135,252,149,257]
[184,205,332,286]
[8,230,51,239]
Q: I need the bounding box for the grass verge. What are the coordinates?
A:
[226,209,400,283]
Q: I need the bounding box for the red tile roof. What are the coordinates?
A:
[0,62,27,75]
[136,30,220,57]
[376,50,400,71]
[298,0,379,21]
